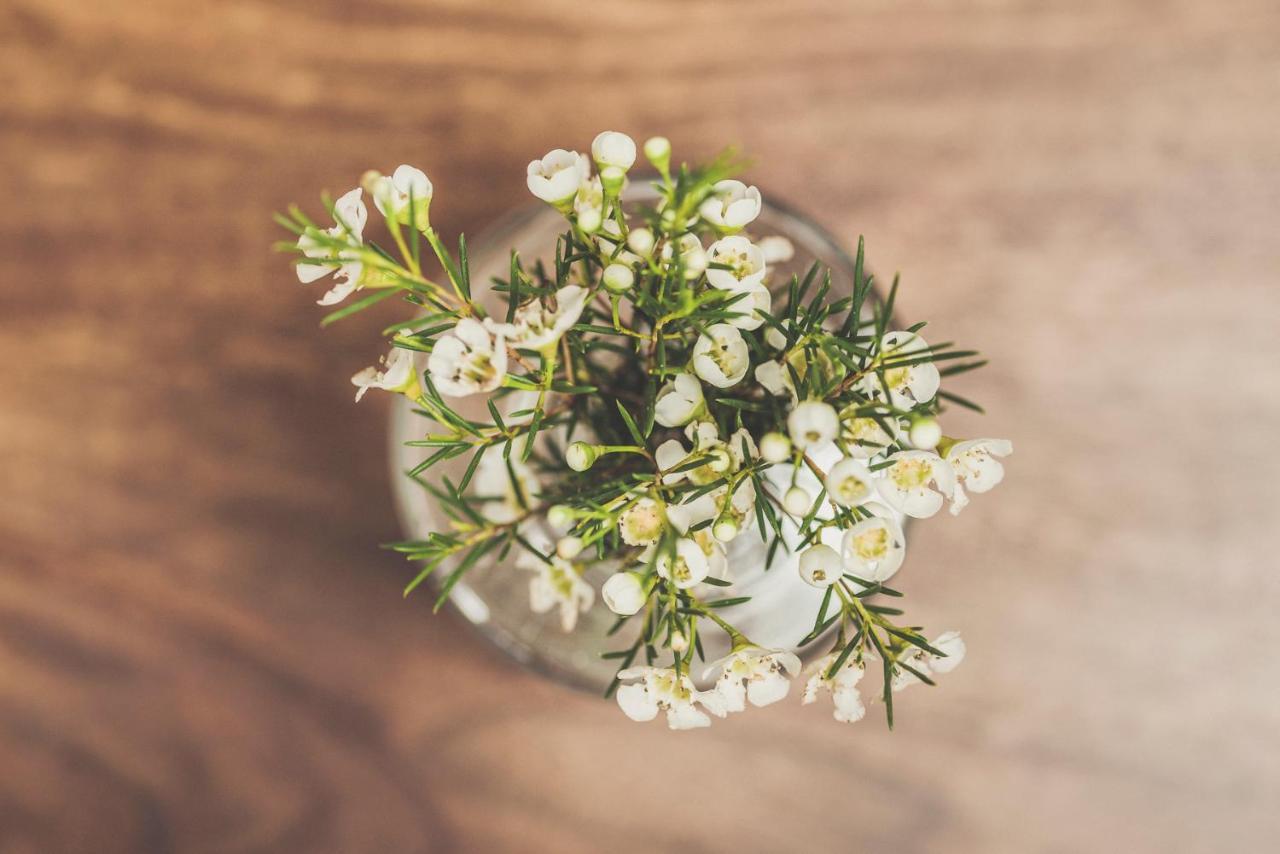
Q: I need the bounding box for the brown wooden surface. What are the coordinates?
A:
[3,1,1280,851]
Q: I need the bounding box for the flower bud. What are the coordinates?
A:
[602,571,647,616]
[599,165,626,196]
[644,136,671,169]
[909,417,942,450]
[670,629,689,653]
[712,518,739,543]
[602,263,634,293]
[547,504,574,531]
[759,431,792,463]
[627,227,655,258]
[592,131,637,171]
[556,536,584,560]
[787,400,839,450]
[566,441,598,472]
[577,207,602,234]
[799,544,842,588]
[783,486,812,516]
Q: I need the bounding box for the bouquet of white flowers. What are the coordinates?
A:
[278,132,1012,730]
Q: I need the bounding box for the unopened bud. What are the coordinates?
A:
[556,536,584,560]
[577,207,602,234]
[602,263,634,293]
[566,441,598,472]
[643,136,671,171]
[760,431,792,464]
[599,165,626,196]
[909,417,942,450]
[783,486,812,516]
[712,519,739,543]
[547,504,574,531]
[627,227,655,258]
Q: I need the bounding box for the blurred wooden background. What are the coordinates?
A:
[3,0,1279,851]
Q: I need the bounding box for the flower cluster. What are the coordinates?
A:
[280,132,1011,730]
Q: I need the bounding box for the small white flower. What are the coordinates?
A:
[656,422,750,487]
[656,537,710,589]
[803,654,867,723]
[351,345,417,401]
[372,165,433,230]
[878,450,956,519]
[698,180,763,232]
[944,438,1013,515]
[755,359,797,402]
[654,373,705,427]
[723,284,771,331]
[788,400,839,450]
[759,431,792,464]
[705,236,767,291]
[764,318,794,351]
[798,543,842,588]
[840,407,900,459]
[473,445,540,524]
[620,497,666,547]
[486,284,586,353]
[824,457,878,508]
[758,235,795,264]
[615,666,727,729]
[660,233,707,279]
[527,149,590,207]
[892,631,966,691]
[518,548,593,632]
[602,571,647,616]
[427,318,508,397]
[296,187,367,305]
[862,331,941,410]
[692,323,749,388]
[591,131,637,171]
[840,512,906,582]
[705,646,801,712]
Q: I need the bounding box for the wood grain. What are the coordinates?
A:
[3,0,1279,851]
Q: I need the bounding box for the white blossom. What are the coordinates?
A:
[705,236,767,291]
[656,537,710,589]
[840,511,906,582]
[371,165,433,230]
[296,187,367,306]
[660,233,707,279]
[596,219,642,265]
[602,571,647,616]
[692,324,749,388]
[655,422,750,487]
[878,450,956,519]
[861,331,941,410]
[824,457,878,508]
[517,548,593,632]
[526,149,590,207]
[573,174,604,231]
[892,631,966,691]
[724,284,771,331]
[654,373,705,427]
[704,646,801,712]
[620,497,666,546]
[698,180,763,232]
[615,666,727,729]
[591,131,637,172]
[798,543,842,588]
[351,345,417,401]
[756,359,797,402]
[486,285,586,352]
[788,400,839,450]
[945,438,1013,515]
[758,235,795,264]
[840,406,900,459]
[803,654,867,723]
[427,318,507,397]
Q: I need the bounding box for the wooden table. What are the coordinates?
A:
[3,1,1278,851]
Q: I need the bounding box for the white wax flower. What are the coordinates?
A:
[705,236,767,291]
[861,331,941,410]
[757,235,795,264]
[840,407,900,459]
[427,318,507,397]
[724,284,771,331]
[878,450,956,519]
[517,548,593,632]
[372,164,433,230]
[798,543,842,588]
[526,149,589,207]
[591,130,637,171]
[944,438,1013,515]
[704,646,801,712]
[824,457,878,508]
[654,373,705,427]
[351,345,416,401]
[656,537,710,589]
[788,400,839,450]
[803,654,867,723]
[574,175,604,232]
[660,233,707,279]
[840,511,906,582]
[698,180,763,231]
[485,284,586,352]
[692,323,749,388]
[296,187,367,306]
[756,359,797,402]
[473,445,540,524]
[620,497,666,546]
[655,422,752,487]
[602,571,646,616]
[892,631,966,691]
[615,666,727,730]
[759,431,792,464]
